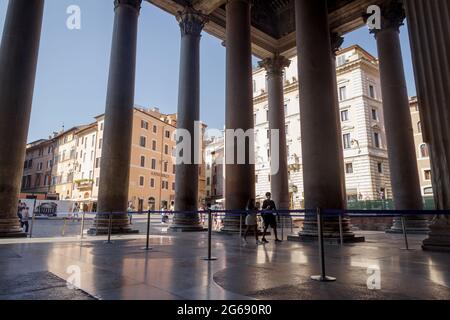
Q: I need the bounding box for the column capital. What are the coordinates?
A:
[368,1,405,36]
[177,7,208,37]
[114,0,142,12]
[330,32,344,56]
[258,54,291,78]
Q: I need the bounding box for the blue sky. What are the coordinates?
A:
[0,0,416,142]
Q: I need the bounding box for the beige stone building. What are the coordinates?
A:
[410,97,433,197]
[252,45,392,208]
[22,106,207,212]
[21,139,56,196]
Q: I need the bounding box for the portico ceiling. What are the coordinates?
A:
[147,0,391,58]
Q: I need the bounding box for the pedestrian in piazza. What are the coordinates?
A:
[243,198,262,245]
[21,207,30,233]
[261,192,282,243]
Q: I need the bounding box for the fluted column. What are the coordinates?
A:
[259,55,291,227]
[295,0,356,240]
[404,0,450,250]
[171,7,207,231]
[0,0,45,238]
[89,0,142,235]
[223,0,255,232]
[372,2,428,234]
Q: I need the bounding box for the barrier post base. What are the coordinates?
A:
[202,257,217,261]
[311,275,336,282]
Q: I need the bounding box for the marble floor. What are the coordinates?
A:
[0,231,449,300]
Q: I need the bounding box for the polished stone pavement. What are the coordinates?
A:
[0,231,449,300]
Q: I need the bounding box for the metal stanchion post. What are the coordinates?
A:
[143,209,153,251]
[401,215,409,250]
[29,197,37,238]
[79,211,86,240]
[61,218,67,236]
[338,213,344,246]
[203,209,217,261]
[106,213,113,244]
[311,208,336,282]
[280,213,284,241]
[239,212,243,241]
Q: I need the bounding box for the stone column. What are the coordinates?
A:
[171,7,207,231]
[372,2,428,234]
[89,0,142,235]
[404,0,450,250]
[259,55,291,227]
[294,0,358,241]
[0,0,45,238]
[223,0,255,232]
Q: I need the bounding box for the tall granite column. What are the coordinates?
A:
[0,0,45,238]
[171,7,207,231]
[223,0,255,232]
[372,2,428,234]
[89,0,142,235]
[295,0,357,241]
[259,55,291,226]
[404,0,450,250]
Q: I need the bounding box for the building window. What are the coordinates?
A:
[377,162,383,174]
[424,187,433,195]
[140,136,146,148]
[371,108,378,121]
[417,121,422,133]
[140,156,145,168]
[207,177,211,186]
[151,159,157,170]
[172,182,175,191]
[164,144,169,155]
[255,175,258,183]
[373,132,381,148]
[96,178,99,187]
[424,169,432,181]
[139,176,145,186]
[285,124,289,135]
[164,162,168,172]
[339,86,347,101]
[369,85,375,99]
[99,139,103,149]
[284,104,288,115]
[345,163,353,174]
[343,133,351,149]
[100,123,104,131]
[266,110,269,121]
[95,158,100,168]
[165,130,170,139]
[341,110,349,122]
[152,140,157,151]
[337,55,346,67]
[173,164,176,174]
[153,125,157,134]
[420,144,429,158]
[253,80,256,93]
[150,178,155,188]
[141,120,149,130]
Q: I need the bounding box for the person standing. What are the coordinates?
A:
[261,192,281,243]
[243,199,262,245]
[127,202,134,225]
[21,207,30,233]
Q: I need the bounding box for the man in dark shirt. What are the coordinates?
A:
[261,192,281,243]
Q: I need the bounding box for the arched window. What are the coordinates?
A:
[420,144,429,158]
[417,121,422,133]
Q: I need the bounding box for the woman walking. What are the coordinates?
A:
[243,198,261,245]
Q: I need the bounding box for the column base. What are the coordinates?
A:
[421,217,450,252]
[0,218,27,238]
[87,213,139,236]
[169,214,205,232]
[387,216,430,234]
[293,216,365,243]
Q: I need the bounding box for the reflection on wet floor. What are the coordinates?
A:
[0,231,449,300]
